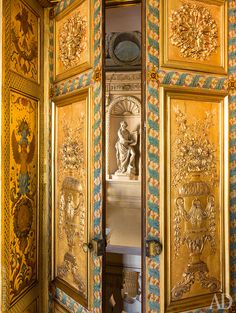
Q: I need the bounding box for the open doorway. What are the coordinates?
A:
[104,3,142,313]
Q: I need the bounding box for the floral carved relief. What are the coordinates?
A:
[170,3,218,60]
[11,0,39,82]
[59,12,87,70]
[171,107,220,300]
[55,100,88,300]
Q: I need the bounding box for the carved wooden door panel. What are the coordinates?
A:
[144,0,235,312]
[1,0,45,312]
[50,0,104,312]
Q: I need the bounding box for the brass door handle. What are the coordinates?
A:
[82,242,93,253]
[146,239,162,257]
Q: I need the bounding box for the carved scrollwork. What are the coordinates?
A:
[57,252,86,297]
[170,3,218,60]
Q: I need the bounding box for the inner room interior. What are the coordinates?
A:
[105,3,142,313]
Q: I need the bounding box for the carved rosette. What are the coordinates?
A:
[170,3,218,60]
[59,12,87,69]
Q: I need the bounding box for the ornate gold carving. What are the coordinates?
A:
[57,252,86,296]
[147,70,159,82]
[58,177,85,246]
[179,180,210,197]
[171,107,220,300]
[9,92,38,303]
[11,0,39,82]
[55,97,89,300]
[59,12,87,69]
[228,78,236,91]
[58,118,87,294]
[172,107,217,188]
[94,69,102,82]
[60,116,85,171]
[170,3,218,60]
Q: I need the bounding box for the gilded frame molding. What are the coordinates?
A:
[51,87,93,310]
[159,86,230,313]
[160,0,228,75]
[54,0,93,83]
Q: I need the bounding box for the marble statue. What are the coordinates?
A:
[115,121,137,176]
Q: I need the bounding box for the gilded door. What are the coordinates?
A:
[50,0,104,312]
[1,0,45,312]
[144,0,235,312]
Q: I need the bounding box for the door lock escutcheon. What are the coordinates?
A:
[82,238,106,256]
[146,239,162,257]
[82,242,93,253]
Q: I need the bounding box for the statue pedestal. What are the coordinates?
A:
[111,174,139,181]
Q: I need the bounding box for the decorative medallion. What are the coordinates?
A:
[59,12,87,70]
[170,3,218,60]
[228,78,236,91]
[13,198,33,239]
[11,0,39,82]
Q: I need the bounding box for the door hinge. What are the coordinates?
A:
[92,238,106,256]
[145,239,162,258]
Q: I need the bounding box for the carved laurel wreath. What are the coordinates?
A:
[59,12,87,69]
[170,3,218,60]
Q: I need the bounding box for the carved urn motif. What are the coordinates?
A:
[171,107,220,300]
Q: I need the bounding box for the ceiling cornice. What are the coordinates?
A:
[37,0,60,8]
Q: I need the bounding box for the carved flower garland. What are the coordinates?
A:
[59,12,87,69]
[170,3,218,60]
[172,107,217,188]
